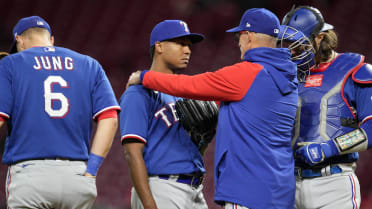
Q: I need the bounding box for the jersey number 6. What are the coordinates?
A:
[44,75,70,118]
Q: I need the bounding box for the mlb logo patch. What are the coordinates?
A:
[44,47,55,52]
[304,74,323,87]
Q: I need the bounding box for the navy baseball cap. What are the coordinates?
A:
[226,8,280,37]
[9,16,51,54]
[150,20,205,47]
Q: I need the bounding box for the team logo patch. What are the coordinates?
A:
[180,21,190,33]
[304,74,323,87]
[37,21,44,26]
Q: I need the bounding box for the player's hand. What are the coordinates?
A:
[84,172,96,178]
[295,143,325,166]
[295,140,338,166]
[126,70,142,89]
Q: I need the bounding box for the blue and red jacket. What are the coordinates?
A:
[140,47,298,209]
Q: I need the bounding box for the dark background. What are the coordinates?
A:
[1,0,372,208]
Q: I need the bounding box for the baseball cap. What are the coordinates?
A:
[9,16,52,54]
[150,20,205,47]
[226,8,280,37]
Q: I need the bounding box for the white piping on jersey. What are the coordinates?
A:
[0,112,10,119]
[361,115,372,125]
[92,105,120,119]
[121,134,147,143]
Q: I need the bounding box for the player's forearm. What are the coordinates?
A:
[90,117,118,157]
[297,127,369,166]
[124,146,158,209]
[326,120,372,156]
[0,120,4,128]
[85,117,118,176]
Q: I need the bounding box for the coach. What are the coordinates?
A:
[127,8,298,209]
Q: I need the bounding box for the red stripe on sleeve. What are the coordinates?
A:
[121,135,147,144]
[143,62,263,101]
[0,116,5,122]
[97,109,118,121]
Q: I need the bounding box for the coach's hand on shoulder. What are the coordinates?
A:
[295,140,339,166]
[126,70,142,89]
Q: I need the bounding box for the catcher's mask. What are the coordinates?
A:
[282,6,334,41]
[278,25,315,82]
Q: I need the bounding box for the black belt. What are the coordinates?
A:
[295,165,342,179]
[157,174,204,188]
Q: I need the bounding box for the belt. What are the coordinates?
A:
[157,174,204,188]
[295,165,342,179]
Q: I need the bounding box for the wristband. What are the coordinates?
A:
[86,153,104,176]
[333,129,366,152]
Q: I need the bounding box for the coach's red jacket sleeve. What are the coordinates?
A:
[142,62,263,101]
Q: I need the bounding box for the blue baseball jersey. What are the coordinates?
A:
[0,46,120,164]
[119,84,205,175]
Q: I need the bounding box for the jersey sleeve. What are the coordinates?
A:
[0,59,13,119]
[142,62,263,101]
[354,85,372,148]
[96,109,118,121]
[119,85,150,144]
[344,78,372,148]
[91,60,120,119]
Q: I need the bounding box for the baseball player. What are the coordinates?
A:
[120,20,208,209]
[281,6,372,209]
[126,8,298,209]
[0,16,120,208]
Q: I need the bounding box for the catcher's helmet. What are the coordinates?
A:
[282,6,334,40]
[278,25,315,82]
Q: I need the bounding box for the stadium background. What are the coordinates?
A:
[1,0,372,208]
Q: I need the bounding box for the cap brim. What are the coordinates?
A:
[321,23,334,32]
[170,33,205,44]
[226,26,242,33]
[9,41,17,54]
[187,33,205,44]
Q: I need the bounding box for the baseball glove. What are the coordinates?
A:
[175,99,219,150]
